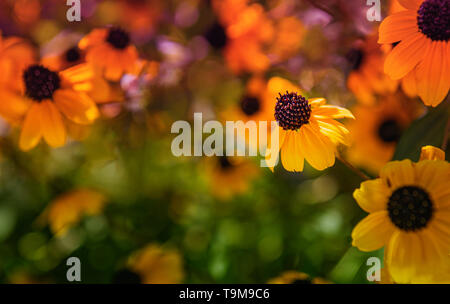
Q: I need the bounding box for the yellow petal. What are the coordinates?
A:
[40,100,66,148]
[280,131,304,172]
[53,89,99,124]
[298,123,335,171]
[419,145,445,161]
[353,179,391,213]
[379,159,415,189]
[312,105,355,119]
[351,211,394,252]
[19,102,42,151]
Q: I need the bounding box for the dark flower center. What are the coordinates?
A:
[387,186,434,231]
[346,48,364,71]
[106,27,130,49]
[417,0,450,41]
[112,269,141,284]
[377,119,402,143]
[218,156,233,170]
[204,22,228,49]
[65,46,82,63]
[240,96,261,116]
[274,92,311,131]
[23,65,61,101]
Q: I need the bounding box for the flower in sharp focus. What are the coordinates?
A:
[115,244,184,284]
[266,91,354,172]
[351,146,450,283]
[378,0,450,107]
[79,27,139,81]
[39,189,107,236]
[346,93,423,173]
[2,63,100,150]
[268,271,329,284]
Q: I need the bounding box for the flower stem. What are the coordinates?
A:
[336,153,371,181]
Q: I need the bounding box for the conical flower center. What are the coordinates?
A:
[23,65,60,101]
[274,92,311,131]
[377,119,402,143]
[387,186,434,231]
[240,96,260,116]
[417,0,450,41]
[106,27,130,49]
[65,46,81,63]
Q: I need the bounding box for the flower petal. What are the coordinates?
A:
[353,179,391,213]
[312,105,355,119]
[378,10,418,44]
[19,102,42,151]
[351,211,394,252]
[419,146,445,161]
[280,131,304,172]
[53,89,99,124]
[379,159,415,189]
[298,123,335,171]
[384,32,428,80]
[40,100,66,148]
[397,0,423,10]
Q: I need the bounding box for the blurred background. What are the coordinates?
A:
[0,0,448,284]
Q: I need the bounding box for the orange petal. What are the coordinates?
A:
[378,11,418,44]
[416,41,450,107]
[19,102,42,151]
[384,32,428,79]
[40,100,66,148]
[53,89,99,124]
[419,145,445,161]
[401,69,418,97]
[397,0,423,10]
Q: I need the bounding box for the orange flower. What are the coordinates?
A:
[79,27,139,81]
[0,62,99,150]
[346,93,423,173]
[378,0,450,107]
[347,33,398,105]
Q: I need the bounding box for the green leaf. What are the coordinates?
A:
[393,100,450,161]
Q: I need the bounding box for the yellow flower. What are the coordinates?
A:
[268,271,329,284]
[351,146,450,283]
[79,27,139,81]
[267,91,354,172]
[39,189,107,236]
[205,156,259,200]
[346,93,423,173]
[125,244,184,284]
[378,0,450,107]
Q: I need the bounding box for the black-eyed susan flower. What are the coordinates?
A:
[266,91,354,172]
[205,156,259,200]
[268,271,329,284]
[117,244,184,284]
[3,62,100,150]
[79,27,139,81]
[347,33,398,105]
[351,146,450,283]
[378,0,450,107]
[346,93,423,173]
[38,188,107,236]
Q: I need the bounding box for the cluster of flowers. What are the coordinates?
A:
[0,0,448,284]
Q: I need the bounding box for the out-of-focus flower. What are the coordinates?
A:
[117,244,184,284]
[79,27,139,81]
[0,60,99,150]
[346,33,398,105]
[0,32,36,94]
[269,17,305,64]
[378,0,449,107]
[346,93,423,173]
[205,156,260,200]
[351,146,450,283]
[212,0,274,74]
[266,90,354,172]
[39,189,107,236]
[268,271,329,284]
